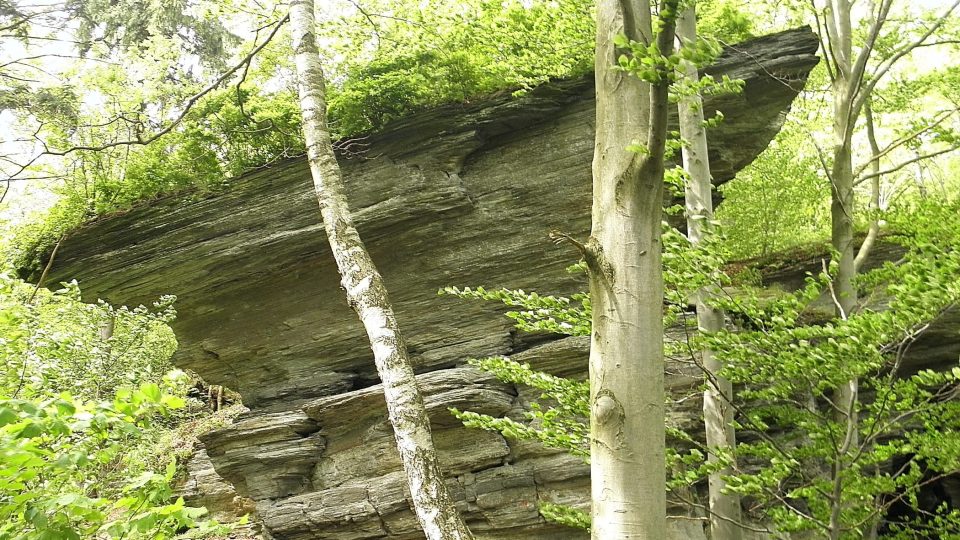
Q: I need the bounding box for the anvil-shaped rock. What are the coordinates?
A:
[44,28,823,539]
[47,27,820,410]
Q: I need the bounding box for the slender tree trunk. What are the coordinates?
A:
[826,2,858,532]
[854,100,882,271]
[586,0,676,537]
[97,313,114,400]
[676,7,742,539]
[827,0,858,319]
[288,3,472,539]
[830,97,858,320]
[830,84,860,472]
[816,0,960,530]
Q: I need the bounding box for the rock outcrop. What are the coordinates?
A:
[43,28,824,539]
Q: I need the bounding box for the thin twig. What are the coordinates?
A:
[28,233,65,303]
[3,14,290,181]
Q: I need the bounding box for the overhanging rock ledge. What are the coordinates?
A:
[43,28,822,539]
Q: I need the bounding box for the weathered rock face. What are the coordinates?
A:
[45,29,823,539]
[48,27,819,411]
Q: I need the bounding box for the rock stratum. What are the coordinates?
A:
[45,28,825,539]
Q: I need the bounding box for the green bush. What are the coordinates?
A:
[0,273,229,539]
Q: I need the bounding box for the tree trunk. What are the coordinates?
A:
[288,2,473,539]
[587,0,676,537]
[677,7,742,540]
[830,92,858,321]
[97,313,115,400]
[825,2,858,533]
[854,100,881,272]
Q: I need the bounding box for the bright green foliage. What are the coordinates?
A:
[322,0,595,135]
[451,357,590,460]
[78,88,304,212]
[0,273,228,539]
[0,277,177,400]
[613,24,723,85]
[67,0,236,63]
[321,0,754,135]
[0,384,219,539]
[441,285,591,337]
[442,222,726,336]
[703,215,960,535]
[190,89,305,179]
[886,196,960,249]
[695,0,754,42]
[660,221,730,325]
[538,502,591,530]
[447,201,960,536]
[4,208,79,287]
[717,16,960,261]
[6,85,304,278]
[669,74,743,101]
[717,114,831,258]
[441,228,717,528]
[5,0,758,270]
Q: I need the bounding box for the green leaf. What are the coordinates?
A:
[160,394,185,409]
[15,421,46,439]
[139,383,162,402]
[0,406,17,427]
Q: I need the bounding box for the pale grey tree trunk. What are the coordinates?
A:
[676,7,742,540]
[824,4,860,535]
[854,101,881,272]
[830,73,858,321]
[815,1,959,534]
[585,0,676,537]
[288,2,473,539]
[96,313,115,400]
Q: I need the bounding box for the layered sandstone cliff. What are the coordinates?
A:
[42,28,828,539]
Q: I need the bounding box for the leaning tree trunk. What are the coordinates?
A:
[288,2,473,539]
[676,6,742,540]
[585,0,676,537]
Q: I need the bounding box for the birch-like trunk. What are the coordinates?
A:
[289,3,472,539]
[587,0,676,537]
[97,313,114,400]
[676,7,742,540]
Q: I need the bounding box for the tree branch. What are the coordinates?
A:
[852,108,958,181]
[855,145,960,185]
[853,0,960,116]
[854,100,882,271]
[3,14,290,181]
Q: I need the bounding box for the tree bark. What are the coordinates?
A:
[676,6,742,540]
[825,4,860,533]
[288,2,473,539]
[97,312,115,400]
[854,100,881,272]
[587,0,676,537]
